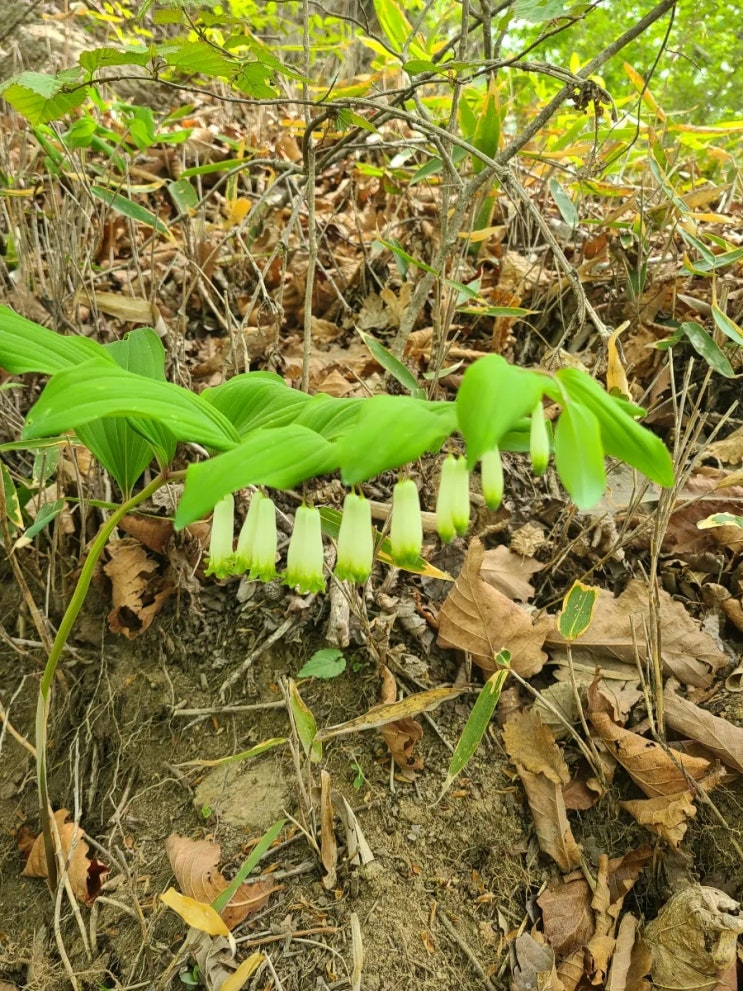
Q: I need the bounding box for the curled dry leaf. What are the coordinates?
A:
[503,709,581,872]
[22,809,108,904]
[545,579,727,688]
[587,680,711,798]
[479,544,544,602]
[620,791,697,847]
[376,666,423,780]
[437,538,549,677]
[104,538,174,638]
[165,834,275,931]
[319,769,338,891]
[663,684,743,774]
[512,932,564,991]
[642,886,743,991]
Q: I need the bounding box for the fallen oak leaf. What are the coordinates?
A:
[104,537,174,638]
[22,809,108,904]
[165,835,275,931]
[437,538,549,677]
[377,665,423,780]
[663,683,743,774]
[621,791,697,847]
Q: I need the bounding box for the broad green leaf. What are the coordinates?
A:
[457,356,546,467]
[174,425,339,528]
[336,396,456,485]
[0,71,88,124]
[293,395,364,439]
[553,400,606,509]
[555,368,674,487]
[548,177,579,228]
[471,77,501,174]
[711,304,743,347]
[298,649,346,680]
[79,46,152,72]
[0,305,106,374]
[165,41,235,77]
[513,0,566,21]
[202,373,312,434]
[22,359,239,452]
[373,0,413,53]
[439,651,510,799]
[211,818,285,915]
[1,462,22,527]
[677,321,735,378]
[335,108,378,134]
[168,178,199,214]
[359,332,423,397]
[288,680,321,762]
[91,186,173,239]
[558,581,598,640]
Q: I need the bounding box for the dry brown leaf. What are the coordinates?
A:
[118,514,174,555]
[437,538,549,677]
[319,769,337,891]
[315,684,463,742]
[706,425,743,465]
[512,932,565,991]
[642,886,743,991]
[104,538,174,638]
[665,468,743,555]
[606,913,652,991]
[376,665,424,780]
[621,791,697,847]
[480,544,544,602]
[663,685,743,774]
[503,710,581,872]
[587,680,711,797]
[545,579,727,688]
[538,877,594,958]
[22,809,107,904]
[165,834,275,931]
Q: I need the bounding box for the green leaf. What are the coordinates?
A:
[513,0,566,22]
[79,46,152,73]
[298,649,346,680]
[24,499,65,540]
[358,332,424,397]
[548,177,579,228]
[210,818,285,915]
[677,321,735,378]
[558,581,599,640]
[202,373,311,434]
[0,305,106,374]
[373,0,413,52]
[457,355,546,467]
[165,41,236,77]
[293,395,364,439]
[336,396,456,485]
[554,368,674,487]
[471,77,501,173]
[439,651,510,799]
[22,360,239,452]
[1,462,23,528]
[0,71,88,124]
[91,186,173,239]
[553,400,606,509]
[288,680,321,762]
[711,304,743,347]
[174,425,340,528]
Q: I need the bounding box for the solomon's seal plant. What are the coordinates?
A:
[284,505,326,594]
[205,493,235,579]
[335,493,374,584]
[390,479,424,567]
[436,455,471,543]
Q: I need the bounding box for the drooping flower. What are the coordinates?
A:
[205,493,235,579]
[284,504,326,594]
[248,496,278,582]
[390,478,423,567]
[335,492,374,584]
[480,446,504,510]
[436,455,471,543]
[234,490,265,573]
[530,400,550,476]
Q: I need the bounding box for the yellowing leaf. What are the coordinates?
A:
[606,322,630,398]
[222,952,264,991]
[160,887,230,937]
[225,197,251,226]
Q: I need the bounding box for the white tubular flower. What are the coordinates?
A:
[234,490,265,573]
[530,400,550,476]
[335,492,374,584]
[436,455,471,542]
[390,479,423,567]
[480,446,504,510]
[248,496,278,582]
[284,505,326,594]
[205,493,235,579]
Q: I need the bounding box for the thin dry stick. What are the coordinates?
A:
[438,908,498,991]
[219,615,296,700]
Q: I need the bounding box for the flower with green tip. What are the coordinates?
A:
[234,490,265,573]
[390,478,423,567]
[284,505,326,594]
[205,493,235,579]
[335,492,374,583]
[530,400,550,476]
[436,455,470,543]
[248,496,278,582]
[480,446,504,510]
